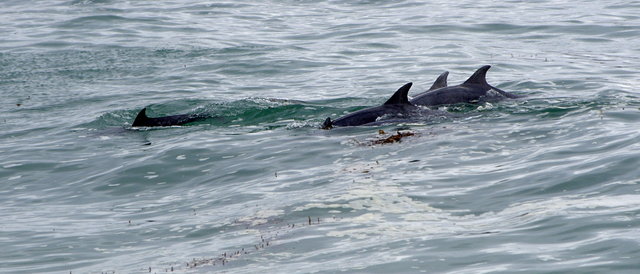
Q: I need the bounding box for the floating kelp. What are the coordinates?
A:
[370,130,415,145]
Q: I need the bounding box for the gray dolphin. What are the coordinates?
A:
[410,65,520,107]
[131,108,208,127]
[322,82,448,129]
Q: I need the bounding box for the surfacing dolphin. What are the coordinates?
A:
[131,108,208,127]
[410,65,520,107]
[321,82,448,129]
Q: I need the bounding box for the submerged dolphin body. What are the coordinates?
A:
[410,65,520,107]
[322,82,448,129]
[131,108,208,127]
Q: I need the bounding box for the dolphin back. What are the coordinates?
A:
[131,107,208,127]
[322,82,416,128]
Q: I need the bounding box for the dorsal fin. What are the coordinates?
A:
[132,107,149,127]
[321,117,333,129]
[463,65,491,86]
[428,71,449,90]
[384,82,412,105]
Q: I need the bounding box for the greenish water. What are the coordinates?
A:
[2,0,640,273]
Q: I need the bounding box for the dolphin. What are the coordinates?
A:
[321,82,448,129]
[131,108,208,127]
[410,65,520,107]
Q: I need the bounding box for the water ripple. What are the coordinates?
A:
[2,0,640,273]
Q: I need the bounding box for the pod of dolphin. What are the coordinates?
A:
[131,65,522,129]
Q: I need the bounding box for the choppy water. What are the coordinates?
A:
[2,0,640,273]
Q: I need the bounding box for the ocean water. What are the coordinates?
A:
[2,0,640,273]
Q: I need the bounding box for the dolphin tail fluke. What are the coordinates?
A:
[428,71,449,90]
[132,107,149,127]
[321,117,333,129]
[383,82,413,105]
[463,65,491,86]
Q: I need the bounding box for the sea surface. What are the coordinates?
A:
[2,0,640,273]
